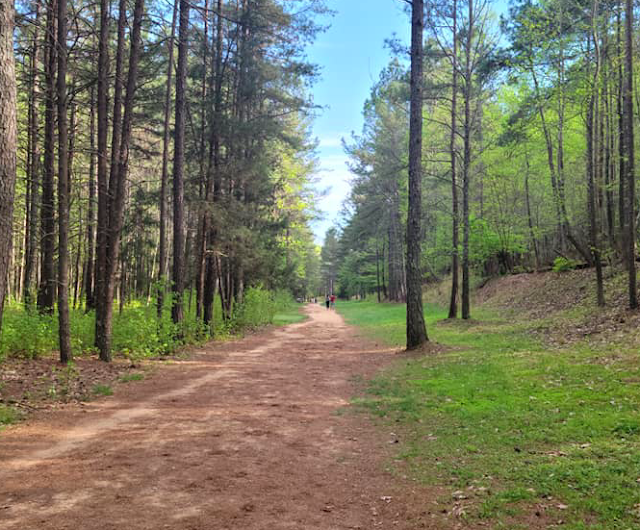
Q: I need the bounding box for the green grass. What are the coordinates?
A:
[338,301,640,530]
[273,304,306,326]
[91,384,114,397]
[118,373,145,383]
[0,404,20,428]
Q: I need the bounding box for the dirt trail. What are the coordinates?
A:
[0,305,447,530]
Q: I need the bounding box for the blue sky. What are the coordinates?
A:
[305,0,510,245]
[306,0,411,244]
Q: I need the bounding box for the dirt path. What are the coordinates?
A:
[0,305,449,530]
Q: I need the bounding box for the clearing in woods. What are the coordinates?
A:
[0,304,450,530]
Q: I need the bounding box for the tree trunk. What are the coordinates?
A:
[602,38,615,249]
[23,1,41,309]
[587,14,605,307]
[95,0,110,354]
[617,2,625,236]
[388,200,405,302]
[95,0,127,358]
[172,0,190,326]
[406,0,428,349]
[448,0,459,319]
[0,0,17,334]
[57,0,72,363]
[95,0,146,361]
[381,239,388,299]
[461,0,473,320]
[376,246,381,303]
[38,0,57,315]
[202,0,225,327]
[524,153,540,270]
[84,85,97,310]
[157,0,178,320]
[195,0,210,321]
[623,0,637,308]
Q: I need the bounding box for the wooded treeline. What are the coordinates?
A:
[327,0,640,321]
[0,0,326,363]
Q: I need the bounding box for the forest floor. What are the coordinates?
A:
[0,304,465,530]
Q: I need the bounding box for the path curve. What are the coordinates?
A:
[0,304,446,530]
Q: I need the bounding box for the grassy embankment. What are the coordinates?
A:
[338,299,640,529]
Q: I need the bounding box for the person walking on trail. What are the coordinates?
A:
[325,295,330,310]
[330,294,336,310]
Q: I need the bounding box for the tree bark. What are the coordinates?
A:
[0,0,18,334]
[95,0,126,357]
[524,153,540,270]
[587,13,605,307]
[57,0,72,363]
[617,2,625,236]
[94,0,110,355]
[448,0,459,319]
[38,0,57,315]
[195,0,210,321]
[461,0,473,320]
[95,0,146,361]
[172,0,190,326]
[157,0,178,320]
[406,0,428,349]
[23,1,41,309]
[84,85,97,310]
[623,0,637,308]
[388,197,405,302]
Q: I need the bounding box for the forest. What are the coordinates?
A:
[5,1,640,528]
[324,0,640,340]
[1,0,640,357]
[0,0,325,363]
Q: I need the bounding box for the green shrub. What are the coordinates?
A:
[233,286,277,329]
[0,303,56,360]
[552,256,579,273]
[0,288,294,361]
[119,373,144,383]
[92,384,113,396]
[0,405,20,426]
[231,287,297,331]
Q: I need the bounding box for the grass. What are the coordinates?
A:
[0,405,20,428]
[338,300,640,530]
[118,373,145,383]
[91,384,114,397]
[273,304,306,326]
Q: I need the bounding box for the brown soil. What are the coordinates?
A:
[476,268,640,347]
[0,305,459,530]
[1,354,141,410]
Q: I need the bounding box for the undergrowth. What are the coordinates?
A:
[0,287,301,361]
[338,300,640,530]
[0,404,20,428]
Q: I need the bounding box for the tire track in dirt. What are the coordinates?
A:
[0,305,451,530]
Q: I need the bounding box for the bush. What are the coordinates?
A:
[552,257,579,273]
[0,303,56,360]
[232,287,296,331]
[0,288,294,361]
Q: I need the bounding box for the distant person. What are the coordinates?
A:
[330,294,336,310]
[325,295,330,310]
